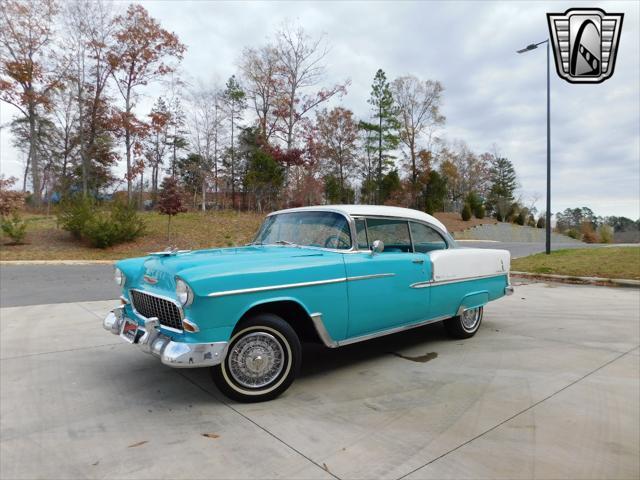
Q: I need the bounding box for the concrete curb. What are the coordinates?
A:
[0,260,115,266]
[512,271,640,288]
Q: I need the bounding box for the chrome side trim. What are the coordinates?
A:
[431,273,507,286]
[208,277,347,298]
[208,273,396,298]
[411,273,508,289]
[310,311,452,349]
[347,273,395,282]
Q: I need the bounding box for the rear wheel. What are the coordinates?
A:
[212,314,301,402]
[444,306,483,339]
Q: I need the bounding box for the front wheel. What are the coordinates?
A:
[211,314,301,402]
[444,306,483,339]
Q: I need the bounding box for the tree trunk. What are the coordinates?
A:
[230,110,235,210]
[377,104,382,205]
[28,108,41,207]
[201,177,206,212]
[125,90,132,203]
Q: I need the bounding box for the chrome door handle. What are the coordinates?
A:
[412,259,425,264]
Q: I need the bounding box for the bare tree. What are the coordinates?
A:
[63,0,117,197]
[391,75,445,192]
[239,45,280,142]
[274,24,348,151]
[187,83,226,210]
[316,107,358,202]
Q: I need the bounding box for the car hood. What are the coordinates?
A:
[121,245,344,296]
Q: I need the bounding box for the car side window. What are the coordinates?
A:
[410,222,447,253]
[366,218,412,253]
[355,218,369,249]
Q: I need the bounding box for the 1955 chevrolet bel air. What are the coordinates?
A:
[103,205,513,401]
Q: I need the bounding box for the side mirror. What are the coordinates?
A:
[371,240,384,255]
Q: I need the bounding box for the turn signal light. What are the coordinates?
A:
[183,319,199,333]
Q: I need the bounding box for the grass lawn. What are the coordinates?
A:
[0,211,265,261]
[512,247,640,280]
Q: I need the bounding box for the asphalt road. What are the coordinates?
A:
[0,240,598,308]
[2,283,638,479]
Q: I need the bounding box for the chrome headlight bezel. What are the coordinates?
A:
[114,267,125,286]
[175,277,194,307]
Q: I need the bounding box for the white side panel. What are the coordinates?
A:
[429,248,510,282]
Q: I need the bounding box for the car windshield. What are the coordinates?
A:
[253,211,352,250]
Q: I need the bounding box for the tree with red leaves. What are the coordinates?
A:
[108,4,185,202]
[157,176,186,242]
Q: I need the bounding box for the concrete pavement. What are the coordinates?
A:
[1,282,638,479]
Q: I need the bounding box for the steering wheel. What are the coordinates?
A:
[324,235,350,249]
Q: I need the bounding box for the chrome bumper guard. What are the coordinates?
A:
[103,307,227,368]
[505,285,515,296]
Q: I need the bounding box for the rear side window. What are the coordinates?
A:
[410,222,447,253]
[366,218,412,253]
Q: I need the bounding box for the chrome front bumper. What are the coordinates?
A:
[103,307,227,368]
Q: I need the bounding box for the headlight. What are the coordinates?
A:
[175,278,193,306]
[114,267,125,286]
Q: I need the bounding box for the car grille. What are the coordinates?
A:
[130,290,183,331]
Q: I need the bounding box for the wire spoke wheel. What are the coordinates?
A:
[227,332,285,388]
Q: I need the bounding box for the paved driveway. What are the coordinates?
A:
[1,282,638,479]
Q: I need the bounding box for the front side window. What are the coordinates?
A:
[254,212,352,250]
[410,222,447,253]
[355,218,369,249]
[365,218,412,253]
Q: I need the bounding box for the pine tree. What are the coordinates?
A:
[360,69,400,204]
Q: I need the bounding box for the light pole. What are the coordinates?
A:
[517,39,551,254]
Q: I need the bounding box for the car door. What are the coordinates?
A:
[343,217,432,337]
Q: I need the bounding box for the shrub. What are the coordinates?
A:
[0,176,25,216]
[536,216,545,229]
[580,221,598,243]
[598,224,614,244]
[514,211,526,226]
[1,213,27,244]
[59,197,95,239]
[474,204,485,219]
[527,215,536,227]
[60,198,145,248]
[461,203,472,221]
[111,201,146,242]
[567,228,580,239]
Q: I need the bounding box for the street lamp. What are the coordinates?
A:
[517,39,551,255]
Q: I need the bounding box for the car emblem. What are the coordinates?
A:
[143,274,158,285]
[547,8,624,84]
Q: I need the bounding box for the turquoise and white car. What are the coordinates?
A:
[104,205,513,402]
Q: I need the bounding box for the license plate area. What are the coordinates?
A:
[120,318,141,343]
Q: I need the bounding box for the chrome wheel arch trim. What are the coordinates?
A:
[310,312,453,349]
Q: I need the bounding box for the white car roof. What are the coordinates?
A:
[270,205,449,233]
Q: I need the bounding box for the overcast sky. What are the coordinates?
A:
[1,0,638,218]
